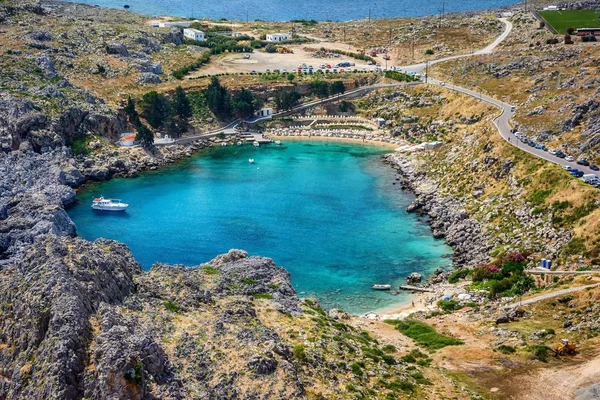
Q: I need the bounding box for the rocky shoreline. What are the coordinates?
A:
[385,153,491,270]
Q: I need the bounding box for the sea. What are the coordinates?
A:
[68,141,452,314]
[63,0,518,21]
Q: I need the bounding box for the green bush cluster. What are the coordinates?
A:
[384,70,416,82]
[320,47,376,63]
[385,319,463,350]
[173,53,211,80]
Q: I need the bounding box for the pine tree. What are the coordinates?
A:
[124,96,137,119]
[140,91,171,129]
[205,77,232,119]
[135,121,154,148]
[233,88,260,119]
[172,86,192,119]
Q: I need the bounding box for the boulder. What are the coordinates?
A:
[105,41,129,57]
[137,72,161,84]
[406,272,422,284]
[248,355,278,375]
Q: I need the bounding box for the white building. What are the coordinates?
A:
[157,21,191,28]
[255,108,273,119]
[183,28,205,41]
[266,33,291,42]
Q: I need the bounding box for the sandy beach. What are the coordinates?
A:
[269,134,400,150]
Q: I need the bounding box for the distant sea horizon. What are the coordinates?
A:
[63,0,520,22]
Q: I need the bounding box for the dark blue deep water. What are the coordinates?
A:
[68,141,452,313]
[65,0,518,21]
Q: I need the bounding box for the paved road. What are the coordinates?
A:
[395,17,599,177]
[505,283,600,309]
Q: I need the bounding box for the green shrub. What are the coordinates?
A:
[496,344,516,354]
[527,345,549,362]
[528,189,552,206]
[437,299,461,312]
[241,278,258,285]
[382,344,397,353]
[252,292,273,300]
[350,362,363,375]
[70,137,92,156]
[563,237,586,256]
[202,265,219,274]
[385,319,463,350]
[448,269,469,283]
[164,300,180,313]
[293,344,307,361]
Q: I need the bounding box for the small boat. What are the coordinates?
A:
[221,142,227,147]
[275,140,281,145]
[249,158,254,164]
[371,284,392,290]
[236,141,242,146]
[253,141,260,147]
[92,197,129,211]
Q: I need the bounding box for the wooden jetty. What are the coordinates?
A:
[399,285,434,293]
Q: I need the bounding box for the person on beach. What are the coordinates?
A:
[411,301,415,307]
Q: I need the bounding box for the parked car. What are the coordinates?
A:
[574,171,584,177]
[510,106,515,112]
[265,69,271,73]
[549,150,557,155]
[556,151,566,158]
[591,165,599,171]
[565,156,574,162]
[439,81,446,86]
[273,69,280,73]
[577,159,590,166]
[563,165,572,171]
[243,54,251,59]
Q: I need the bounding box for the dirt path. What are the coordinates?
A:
[506,284,600,309]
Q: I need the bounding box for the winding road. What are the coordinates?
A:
[168,16,598,179]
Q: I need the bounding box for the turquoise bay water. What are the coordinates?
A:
[65,0,519,22]
[68,141,452,313]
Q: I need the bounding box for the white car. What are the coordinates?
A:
[565,156,574,162]
[439,81,446,86]
[549,150,557,155]
[563,165,572,171]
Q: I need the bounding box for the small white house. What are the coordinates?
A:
[266,33,291,42]
[255,108,273,119]
[157,21,191,28]
[184,28,205,41]
[542,5,558,10]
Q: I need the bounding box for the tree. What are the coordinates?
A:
[233,88,261,119]
[274,89,301,111]
[330,81,346,96]
[310,80,329,98]
[124,96,138,120]
[265,44,277,53]
[287,73,295,82]
[134,119,154,148]
[171,86,192,119]
[205,77,233,119]
[140,91,171,129]
[566,27,575,35]
[564,34,573,44]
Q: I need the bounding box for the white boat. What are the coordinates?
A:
[221,142,227,147]
[91,197,129,211]
[253,141,260,147]
[249,158,255,164]
[371,284,392,290]
[275,141,281,145]
[236,141,242,146]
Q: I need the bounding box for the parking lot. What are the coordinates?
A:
[512,130,600,188]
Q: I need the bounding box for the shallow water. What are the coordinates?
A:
[64,0,518,21]
[68,141,452,313]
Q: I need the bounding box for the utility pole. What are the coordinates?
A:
[425,61,428,83]
[368,8,371,24]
